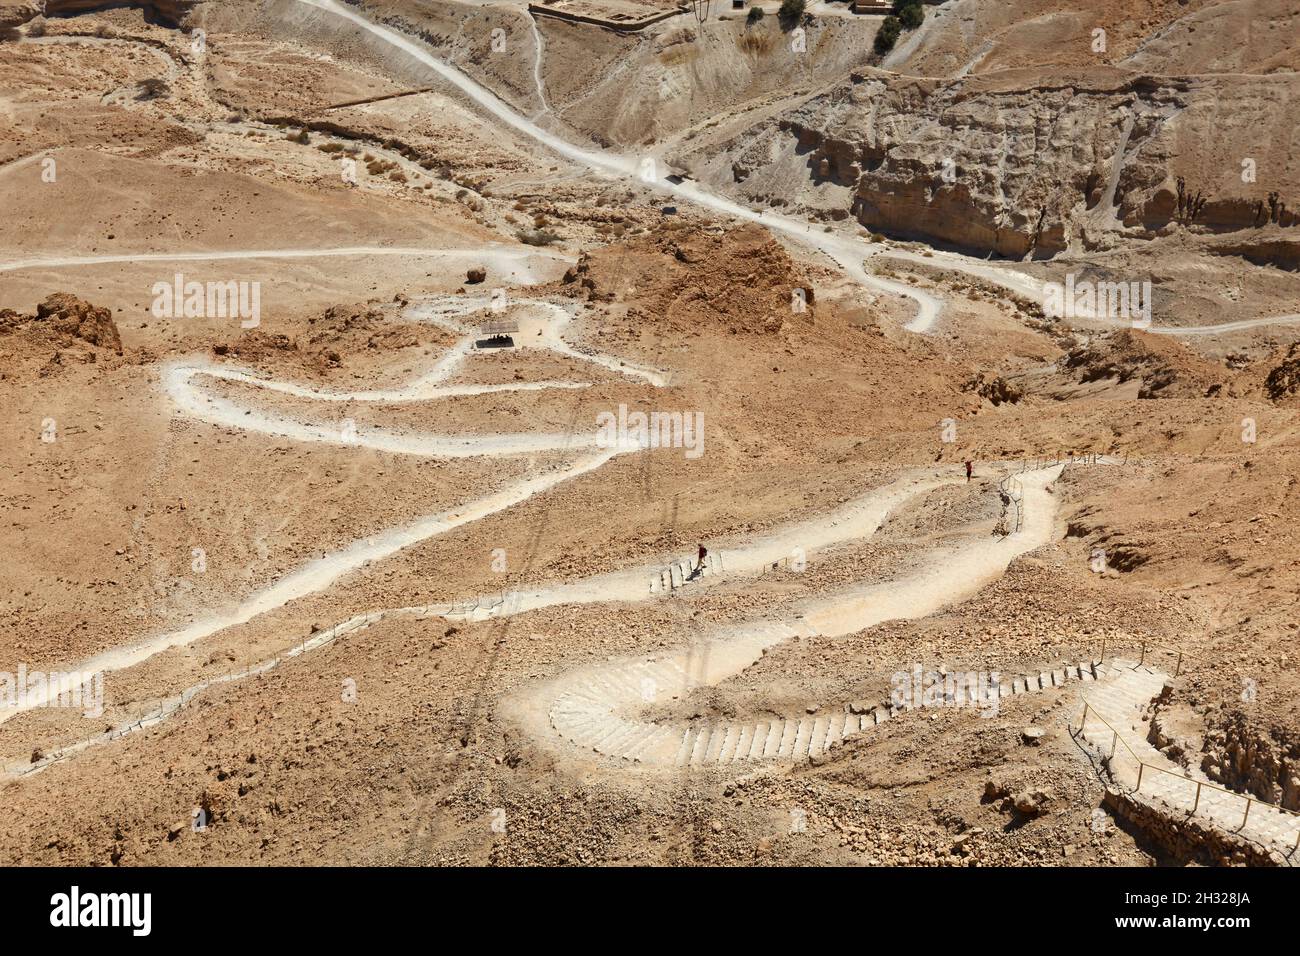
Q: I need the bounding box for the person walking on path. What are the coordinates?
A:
[965,460,973,483]
[694,543,708,576]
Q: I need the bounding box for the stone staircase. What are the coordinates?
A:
[648,552,723,594]
[549,653,1106,768]
[1076,660,1300,861]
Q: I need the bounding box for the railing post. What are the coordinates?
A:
[1111,730,1118,759]
[1175,652,1183,677]
[1081,701,1089,729]
[1136,762,1144,793]
[1139,641,1146,666]
[1242,799,1251,831]
[1100,638,1106,663]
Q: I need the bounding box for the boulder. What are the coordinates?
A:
[1012,787,1055,817]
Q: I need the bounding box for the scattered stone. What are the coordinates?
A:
[1012,788,1055,817]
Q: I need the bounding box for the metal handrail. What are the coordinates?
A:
[1071,695,1300,852]
[1097,637,1205,678]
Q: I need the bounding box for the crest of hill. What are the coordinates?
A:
[563,222,815,336]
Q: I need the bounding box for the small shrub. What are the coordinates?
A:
[777,0,804,29]
[746,6,764,23]
[897,2,924,30]
[136,78,170,101]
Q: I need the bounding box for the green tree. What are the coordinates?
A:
[778,0,805,29]
[898,2,924,30]
[874,15,901,54]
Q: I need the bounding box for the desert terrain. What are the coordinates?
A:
[0,0,1297,869]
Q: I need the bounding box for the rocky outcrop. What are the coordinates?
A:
[1264,344,1300,402]
[0,1,195,34]
[963,373,1021,406]
[1201,711,1300,813]
[1209,233,1300,272]
[685,67,1300,259]
[562,222,816,335]
[0,1,41,37]
[1059,329,1222,399]
[33,293,123,353]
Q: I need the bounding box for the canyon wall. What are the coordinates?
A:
[678,67,1300,259]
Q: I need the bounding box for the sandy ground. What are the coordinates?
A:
[0,0,1297,867]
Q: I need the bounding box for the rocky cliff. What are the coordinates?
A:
[678,66,1300,260]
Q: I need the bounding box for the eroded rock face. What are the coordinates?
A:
[35,293,123,354]
[562,221,816,335]
[1202,710,1300,812]
[0,1,41,37]
[1264,344,1300,402]
[964,373,1022,406]
[686,67,1300,259]
[1058,329,1222,400]
[1,1,196,34]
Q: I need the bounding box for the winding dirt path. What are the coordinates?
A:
[0,293,653,730]
[0,246,568,281]
[290,0,943,331]
[506,464,1068,767]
